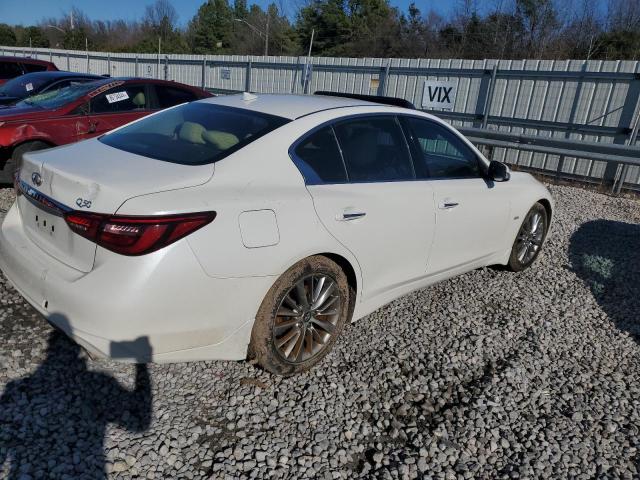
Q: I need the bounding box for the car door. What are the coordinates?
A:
[76,83,150,140]
[400,116,511,275]
[295,115,437,301]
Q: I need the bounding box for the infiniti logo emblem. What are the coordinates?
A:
[31,172,42,187]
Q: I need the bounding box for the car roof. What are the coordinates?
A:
[13,71,103,81]
[202,93,388,119]
[0,56,56,66]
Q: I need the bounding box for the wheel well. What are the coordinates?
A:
[538,198,552,225]
[11,139,55,156]
[320,253,358,294]
[319,252,358,321]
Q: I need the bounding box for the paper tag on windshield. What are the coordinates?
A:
[25,82,33,92]
[106,91,129,104]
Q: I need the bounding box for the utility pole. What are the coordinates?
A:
[303,29,315,94]
[265,13,270,56]
[157,37,161,79]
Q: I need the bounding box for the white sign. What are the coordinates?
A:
[25,82,33,92]
[421,80,456,110]
[221,68,231,80]
[106,91,129,104]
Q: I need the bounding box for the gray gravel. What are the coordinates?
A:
[1,183,640,479]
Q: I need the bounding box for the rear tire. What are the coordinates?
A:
[249,256,350,376]
[1,141,51,184]
[507,202,548,272]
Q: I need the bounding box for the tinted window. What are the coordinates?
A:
[0,61,23,79]
[91,85,147,113]
[334,117,414,182]
[155,85,198,109]
[22,63,48,73]
[403,117,480,179]
[293,127,347,184]
[99,102,289,165]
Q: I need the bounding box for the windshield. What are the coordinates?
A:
[99,102,290,165]
[0,74,51,99]
[15,82,98,109]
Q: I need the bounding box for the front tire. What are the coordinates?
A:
[249,256,350,376]
[507,202,548,271]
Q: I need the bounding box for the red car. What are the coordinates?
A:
[0,77,212,183]
[0,56,59,85]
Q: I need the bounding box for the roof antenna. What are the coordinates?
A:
[242,92,258,102]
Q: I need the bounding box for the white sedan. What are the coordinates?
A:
[0,93,552,375]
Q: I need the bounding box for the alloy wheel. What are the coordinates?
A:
[273,274,341,364]
[515,209,546,265]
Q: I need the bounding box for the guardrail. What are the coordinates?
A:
[458,127,640,193]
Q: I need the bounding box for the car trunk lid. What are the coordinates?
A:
[17,138,214,272]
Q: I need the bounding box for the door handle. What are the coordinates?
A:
[87,121,98,134]
[339,212,366,221]
[438,199,459,209]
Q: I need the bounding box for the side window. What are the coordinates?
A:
[402,117,480,179]
[292,126,347,184]
[154,85,198,109]
[0,62,23,79]
[91,85,147,114]
[333,116,414,183]
[22,63,47,73]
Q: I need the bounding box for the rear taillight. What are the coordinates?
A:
[64,211,216,256]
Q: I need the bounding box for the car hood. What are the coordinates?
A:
[19,138,215,214]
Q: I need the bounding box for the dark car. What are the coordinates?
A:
[0,56,59,85]
[0,77,212,183]
[0,71,105,106]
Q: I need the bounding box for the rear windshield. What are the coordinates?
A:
[99,102,290,165]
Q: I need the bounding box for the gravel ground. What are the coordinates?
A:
[1,183,639,480]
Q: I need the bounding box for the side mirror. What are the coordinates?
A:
[487,160,510,182]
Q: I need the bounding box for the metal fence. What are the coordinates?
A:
[2,45,640,191]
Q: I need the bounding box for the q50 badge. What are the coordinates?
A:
[76,198,92,209]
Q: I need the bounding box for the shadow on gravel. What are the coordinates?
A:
[569,219,640,341]
[0,316,152,479]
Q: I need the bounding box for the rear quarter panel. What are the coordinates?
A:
[116,122,362,285]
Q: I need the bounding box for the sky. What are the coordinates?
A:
[0,0,465,26]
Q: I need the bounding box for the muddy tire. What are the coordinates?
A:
[249,256,350,376]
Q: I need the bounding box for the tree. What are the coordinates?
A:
[0,24,16,46]
[188,0,234,53]
[296,0,351,56]
[15,26,49,48]
[516,0,558,58]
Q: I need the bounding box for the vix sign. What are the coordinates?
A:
[421,80,457,110]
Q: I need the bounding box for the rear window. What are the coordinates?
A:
[22,63,48,73]
[99,102,290,165]
[0,61,23,79]
[155,85,199,109]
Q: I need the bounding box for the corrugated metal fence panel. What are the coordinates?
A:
[1,45,639,188]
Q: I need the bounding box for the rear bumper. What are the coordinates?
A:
[0,203,275,362]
